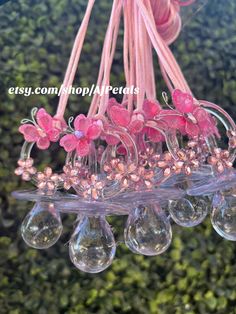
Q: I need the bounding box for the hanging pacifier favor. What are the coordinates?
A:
[13,0,236,273]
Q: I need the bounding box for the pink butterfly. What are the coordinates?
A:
[19,108,66,149]
[143,99,161,119]
[60,114,102,157]
[159,89,219,138]
[142,99,165,142]
[105,98,145,145]
[142,126,165,142]
[107,98,131,128]
[106,98,164,145]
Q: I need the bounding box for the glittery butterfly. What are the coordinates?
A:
[19,108,66,149]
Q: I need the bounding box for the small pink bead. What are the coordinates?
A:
[117,163,125,173]
[214,147,221,155]
[38,181,46,189]
[71,169,78,176]
[149,160,157,168]
[188,141,197,148]
[111,159,119,168]
[217,162,224,173]
[146,147,154,155]
[144,180,152,189]
[208,156,217,165]
[145,171,154,179]
[22,172,31,181]
[225,161,233,168]
[153,154,161,160]
[157,161,167,168]
[228,130,236,137]
[28,167,37,175]
[37,172,45,180]
[191,160,199,167]
[164,168,171,176]
[37,128,46,138]
[185,166,192,176]
[63,165,71,173]
[91,189,98,199]
[73,178,80,185]
[18,159,25,167]
[75,161,82,168]
[222,150,230,158]
[103,164,111,172]
[25,158,33,167]
[107,174,114,180]
[64,182,71,190]
[130,174,139,182]
[91,174,97,184]
[128,163,136,173]
[44,167,52,177]
[15,167,23,175]
[163,152,172,161]
[95,181,104,190]
[115,173,123,180]
[47,182,55,190]
[51,174,59,182]
[188,150,196,159]
[175,161,184,169]
[122,178,129,188]
[81,180,89,188]
[229,138,236,148]
[177,150,186,160]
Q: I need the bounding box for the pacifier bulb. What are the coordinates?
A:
[168,196,209,227]
[69,215,116,273]
[211,193,236,241]
[124,204,172,256]
[21,202,63,249]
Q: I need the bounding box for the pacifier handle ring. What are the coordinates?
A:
[201,100,236,163]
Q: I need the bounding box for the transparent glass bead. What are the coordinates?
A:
[124,204,172,256]
[69,216,116,273]
[168,196,209,227]
[21,202,63,249]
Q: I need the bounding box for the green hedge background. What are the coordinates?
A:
[0,0,236,313]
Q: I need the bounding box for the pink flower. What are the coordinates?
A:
[60,114,102,157]
[36,167,61,191]
[159,89,219,138]
[19,108,66,149]
[61,162,87,190]
[207,148,232,173]
[14,158,37,181]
